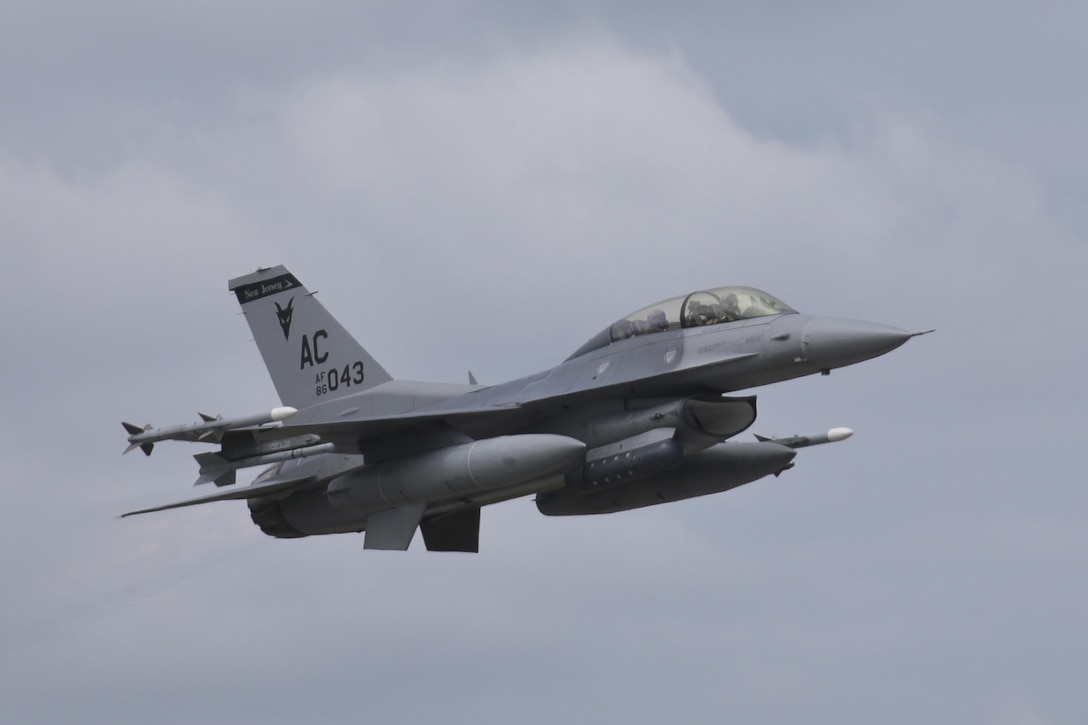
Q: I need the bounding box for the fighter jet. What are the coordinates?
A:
[122,266,928,551]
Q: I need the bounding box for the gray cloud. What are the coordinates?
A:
[1,4,1086,724]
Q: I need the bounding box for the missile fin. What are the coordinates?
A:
[122,422,155,455]
[123,441,154,456]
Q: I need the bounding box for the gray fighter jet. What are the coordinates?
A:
[122,266,928,551]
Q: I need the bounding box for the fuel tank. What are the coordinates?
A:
[327,434,586,510]
[250,434,585,538]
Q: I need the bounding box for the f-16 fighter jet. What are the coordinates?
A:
[122,266,928,551]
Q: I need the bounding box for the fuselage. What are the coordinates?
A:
[252,306,912,535]
[420,309,911,428]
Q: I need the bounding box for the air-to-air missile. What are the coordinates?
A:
[122,406,298,455]
[755,427,854,448]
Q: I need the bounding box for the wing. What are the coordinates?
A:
[120,473,316,518]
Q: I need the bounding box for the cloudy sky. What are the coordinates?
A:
[2,2,1086,723]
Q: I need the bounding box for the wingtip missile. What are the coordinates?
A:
[122,406,300,452]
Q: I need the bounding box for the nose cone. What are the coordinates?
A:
[802,317,912,371]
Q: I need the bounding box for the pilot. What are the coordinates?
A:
[647,309,669,331]
[612,320,636,340]
[720,293,741,321]
[687,302,716,327]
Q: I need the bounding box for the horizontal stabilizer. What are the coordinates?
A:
[120,475,314,518]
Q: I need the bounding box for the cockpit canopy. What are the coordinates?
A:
[568,286,796,359]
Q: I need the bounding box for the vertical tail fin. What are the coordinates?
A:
[228,266,393,408]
